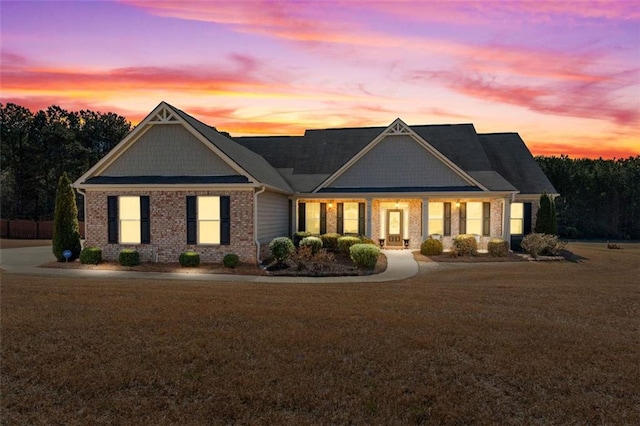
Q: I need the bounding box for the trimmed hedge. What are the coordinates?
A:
[223,253,240,268]
[179,251,200,267]
[350,243,380,269]
[338,236,362,255]
[119,249,140,266]
[487,239,509,257]
[320,233,341,252]
[420,238,443,256]
[293,231,311,247]
[453,234,478,256]
[79,246,102,264]
[269,237,295,263]
[300,236,323,254]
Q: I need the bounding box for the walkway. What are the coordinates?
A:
[0,245,419,283]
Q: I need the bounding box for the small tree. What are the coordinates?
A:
[535,193,557,235]
[52,173,82,261]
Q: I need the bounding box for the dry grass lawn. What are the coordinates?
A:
[2,242,639,424]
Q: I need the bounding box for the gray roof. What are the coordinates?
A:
[478,133,557,194]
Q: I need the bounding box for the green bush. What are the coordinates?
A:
[52,173,82,262]
[293,231,311,247]
[521,233,566,258]
[349,243,380,269]
[223,253,240,269]
[338,236,362,255]
[360,236,377,245]
[119,249,140,266]
[79,246,102,264]
[487,239,509,257]
[300,236,323,254]
[420,238,443,256]
[535,193,558,235]
[320,233,341,252]
[269,237,295,263]
[179,251,200,267]
[453,234,478,256]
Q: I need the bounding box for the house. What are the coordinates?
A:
[73,102,557,263]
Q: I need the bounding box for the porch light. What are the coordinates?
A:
[395,202,399,208]
[455,200,460,208]
[328,202,333,208]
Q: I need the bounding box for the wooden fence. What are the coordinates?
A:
[0,219,85,239]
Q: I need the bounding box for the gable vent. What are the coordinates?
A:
[149,107,179,123]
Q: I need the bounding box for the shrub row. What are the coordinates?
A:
[79,247,240,268]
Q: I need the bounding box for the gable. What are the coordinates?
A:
[328,134,475,190]
[100,124,239,177]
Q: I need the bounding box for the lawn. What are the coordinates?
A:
[1,242,639,424]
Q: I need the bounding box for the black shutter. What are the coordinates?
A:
[107,196,118,243]
[444,202,451,236]
[358,202,366,236]
[140,196,150,244]
[298,202,306,232]
[220,196,231,245]
[186,196,197,244]
[482,202,491,236]
[336,203,344,234]
[459,202,467,234]
[523,202,532,234]
[320,203,327,235]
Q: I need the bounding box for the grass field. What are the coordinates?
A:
[2,242,639,424]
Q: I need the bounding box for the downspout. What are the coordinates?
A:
[254,186,266,263]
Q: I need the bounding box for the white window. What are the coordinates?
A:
[198,196,220,244]
[119,196,140,244]
[466,202,483,235]
[343,202,359,234]
[510,203,524,235]
[305,202,320,234]
[428,202,444,236]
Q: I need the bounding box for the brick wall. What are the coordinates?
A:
[85,190,256,263]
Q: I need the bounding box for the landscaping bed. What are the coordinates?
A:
[42,260,266,275]
[264,252,387,277]
[414,251,527,263]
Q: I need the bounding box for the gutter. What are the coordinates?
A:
[254,185,266,263]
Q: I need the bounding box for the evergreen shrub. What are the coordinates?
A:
[349,243,380,269]
[487,239,509,257]
[420,238,443,256]
[119,249,140,266]
[293,231,311,247]
[79,246,102,264]
[453,234,478,256]
[223,253,240,268]
[179,251,200,267]
[52,173,82,262]
[269,237,295,263]
[300,236,323,254]
[338,236,362,255]
[320,233,341,252]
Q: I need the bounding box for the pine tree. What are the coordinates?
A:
[52,172,82,261]
[535,193,558,235]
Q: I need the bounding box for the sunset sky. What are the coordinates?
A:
[1,0,638,158]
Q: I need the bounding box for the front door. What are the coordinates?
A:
[386,209,403,247]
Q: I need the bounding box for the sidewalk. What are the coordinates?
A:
[0,246,418,283]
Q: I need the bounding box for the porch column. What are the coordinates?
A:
[502,197,511,248]
[421,197,429,240]
[291,199,298,235]
[366,198,372,237]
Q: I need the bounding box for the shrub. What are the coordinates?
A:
[223,253,240,269]
[179,251,200,267]
[349,243,380,269]
[119,249,140,266]
[300,236,323,254]
[420,238,443,256]
[52,173,82,262]
[291,245,314,270]
[360,236,377,245]
[308,249,336,275]
[269,237,295,263]
[521,233,566,258]
[338,236,362,255]
[293,231,311,247]
[320,233,341,252]
[535,193,558,235]
[487,239,509,257]
[453,234,478,256]
[79,246,102,264]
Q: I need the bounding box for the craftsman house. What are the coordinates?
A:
[74,102,557,263]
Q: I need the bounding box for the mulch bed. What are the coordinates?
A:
[265,253,387,277]
[413,251,527,263]
[42,260,267,276]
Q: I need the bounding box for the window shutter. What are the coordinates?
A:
[459,202,467,234]
[336,203,344,234]
[186,196,197,244]
[358,202,366,235]
[320,203,327,235]
[523,202,532,234]
[220,196,231,245]
[140,196,150,244]
[482,202,491,236]
[298,202,306,232]
[107,196,118,243]
[444,202,452,236]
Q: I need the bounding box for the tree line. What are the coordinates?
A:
[1,103,132,221]
[536,155,640,240]
[1,102,638,240]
